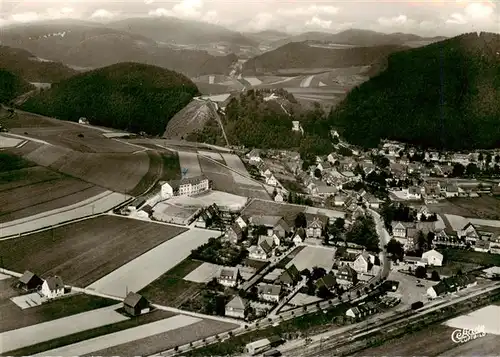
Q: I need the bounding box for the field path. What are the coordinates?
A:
[86,229,218,297]
[300,75,315,88]
[33,315,202,357]
[0,304,127,354]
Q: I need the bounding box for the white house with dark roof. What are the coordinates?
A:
[248,244,270,260]
[258,284,282,303]
[225,296,248,319]
[422,249,443,266]
[217,267,240,287]
[161,175,209,198]
[247,149,262,164]
[41,276,65,299]
[352,251,375,274]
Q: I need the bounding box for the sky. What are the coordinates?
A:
[0,0,498,36]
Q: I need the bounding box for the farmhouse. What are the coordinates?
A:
[334,193,348,206]
[41,276,65,299]
[249,215,290,238]
[315,272,337,291]
[406,186,422,200]
[259,234,280,248]
[195,203,222,229]
[217,267,240,287]
[161,175,209,198]
[346,302,378,319]
[274,192,284,202]
[305,214,328,238]
[225,296,249,319]
[316,185,338,198]
[427,274,477,299]
[247,149,262,164]
[277,264,300,287]
[336,265,358,287]
[258,284,282,303]
[421,249,443,266]
[235,215,249,229]
[293,228,306,245]
[248,244,271,260]
[352,251,375,274]
[227,223,244,244]
[78,117,89,124]
[123,292,150,316]
[17,271,43,291]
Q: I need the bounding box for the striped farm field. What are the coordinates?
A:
[0,215,187,287]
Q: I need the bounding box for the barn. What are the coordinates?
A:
[18,271,43,291]
[123,292,150,316]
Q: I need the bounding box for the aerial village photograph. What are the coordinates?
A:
[0,0,499,356]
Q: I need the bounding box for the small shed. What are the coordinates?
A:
[123,292,150,316]
[18,271,43,291]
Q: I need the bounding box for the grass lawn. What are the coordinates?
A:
[184,303,350,357]
[432,261,481,276]
[276,246,306,269]
[0,215,187,286]
[8,309,175,356]
[0,152,35,172]
[0,289,117,333]
[428,196,500,220]
[442,248,500,267]
[140,258,205,307]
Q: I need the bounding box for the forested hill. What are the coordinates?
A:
[329,32,500,150]
[21,62,199,135]
[223,89,333,160]
[0,69,34,103]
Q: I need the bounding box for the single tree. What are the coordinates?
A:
[415,265,427,279]
[387,239,405,261]
[314,168,322,178]
[431,270,441,281]
[294,212,307,228]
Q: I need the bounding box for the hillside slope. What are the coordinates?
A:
[0,21,237,76]
[20,62,199,135]
[330,32,500,150]
[0,69,34,103]
[242,42,407,75]
[108,17,257,47]
[0,45,76,82]
[271,29,446,48]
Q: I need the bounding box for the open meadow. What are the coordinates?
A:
[428,196,500,220]
[241,199,307,226]
[178,151,203,178]
[0,215,187,287]
[286,246,336,271]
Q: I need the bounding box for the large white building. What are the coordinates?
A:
[161,175,209,199]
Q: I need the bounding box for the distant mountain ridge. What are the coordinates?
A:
[242,42,407,75]
[107,17,257,47]
[0,45,76,82]
[330,32,500,150]
[0,21,238,77]
[20,62,199,135]
[270,29,446,48]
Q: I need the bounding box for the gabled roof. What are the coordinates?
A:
[249,215,283,227]
[229,222,243,237]
[305,213,328,228]
[247,149,261,158]
[422,249,443,260]
[226,296,248,310]
[218,267,239,280]
[279,264,300,284]
[258,284,281,296]
[294,228,306,239]
[337,265,357,279]
[124,292,147,308]
[19,271,40,285]
[316,272,336,289]
[259,240,273,254]
[44,276,64,291]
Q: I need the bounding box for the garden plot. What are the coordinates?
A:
[285,246,336,271]
[87,229,219,297]
[184,262,222,283]
[178,151,202,177]
[221,153,260,187]
[444,305,500,335]
[0,304,127,354]
[305,207,346,220]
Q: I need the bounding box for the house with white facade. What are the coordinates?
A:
[258,284,282,303]
[248,244,270,260]
[352,251,375,274]
[161,175,209,199]
[225,296,248,319]
[247,149,262,164]
[422,249,443,266]
[217,267,240,287]
[41,276,65,299]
